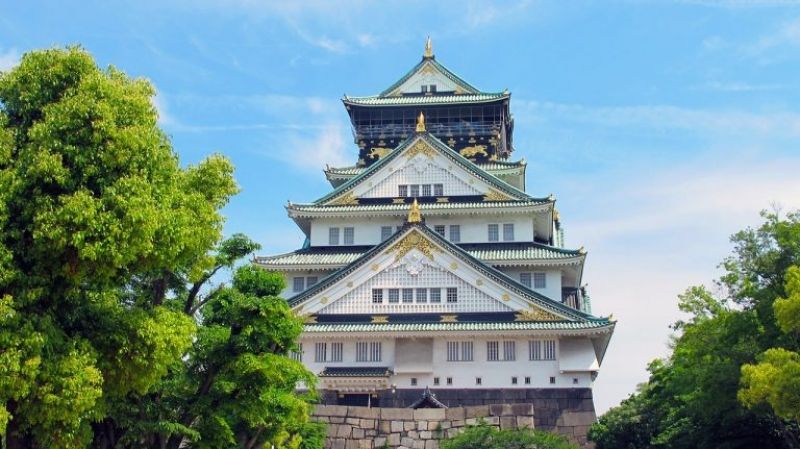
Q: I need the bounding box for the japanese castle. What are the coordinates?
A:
[256,39,615,413]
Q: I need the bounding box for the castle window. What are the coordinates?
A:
[503,223,515,241]
[306,276,318,287]
[430,288,441,303]
[544,340,556,360]
[372,289,384,304]
[462,341,474,361]
[524,376,531,385]
[430,84,437,93]
[329,227,340,245]
[487,341,499,361]
[434,184,444,196]
[410,185,420,197]
[416,288,428,303]
[381,226,393,241]
[520,273,532,288]
[388,289,399,303]
[529,340,557,360]
[447,341,473,362]
[488,341,515,361]
[488,224,499,242]
[370,342,382,361]
[356,342,381,362]
[291,343,303,362]
[533,272,547,289]
[331,342,343,362]
[434,225,445,236]
[402,288,414,303]
[398,185,408,197]
[446,287,458,303]
[550,376,556,385]
[434,377,440,386]
[422,184,432,196]
[315,342,327,362]
[512,376,518,385]
[293,277,305,293]
[573,378,579,385]
[503,341,516,361]
[343,227,354,245]
[449,225,461,243]
[447,377,453,385]
[421,85,428,94]
[475,377,482,385]
[411,377,418,386]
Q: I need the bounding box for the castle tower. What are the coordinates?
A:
[256,39,614,439]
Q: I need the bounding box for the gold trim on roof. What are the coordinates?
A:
[514,307,562,322]
[416,111,426,133]
[406,140,436,160]
[424,36,433,58]
[483,189,512,202]
[407,198,422,223]
[385,230,440,261]
[328,192,359,206]
[440,314,458,323]
[371,315,389,324]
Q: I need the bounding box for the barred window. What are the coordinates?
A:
[398,185,408,197]
[530,339,557,360]
[520,272,532,288]
[529,340,541,360]
[422,184,432,196]
[488,224,499,242]
[503,223,515,241]
[446,341,473,362]
[416,288,428,303]
[356,342,368,362]
[434,184,444,196]
[487,341,499,361]
[544,340,556,360]
[449,225,460,243]
[446,287,458,303]
[503,341,516,361]
[370,342,382,361]
[430,288,441,303]
[372,289,383,304]
[293,277,305,293]
[343,227,354,245]
[306,276,318,287]
[476,377,482,385]
[402,288,414,303]
[447,341,459,361]
[315,342,327,362]
[331,342,343,362]
[388,288,400,303]
[462,341,474,361]
[434,225,445,236]
[381,226,393,241]
[533,272,547,289]
[410,185,420,197]
[290,343,303,362]
[328,227,340,245]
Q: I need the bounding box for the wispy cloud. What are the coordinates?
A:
[276,123,350,172]
[673,0,800,7]
[744,16,800,57]
[0,47,20,72]
[698,80,786,92]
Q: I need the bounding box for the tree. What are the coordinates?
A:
[0,47,318,449]
[440,423,578,449]
[589,211,800,449]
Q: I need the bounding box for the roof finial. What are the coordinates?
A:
[424,36,433,59]
[407,198,422,223]
[416,111,426,133]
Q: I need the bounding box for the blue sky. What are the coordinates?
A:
[3,0,800,413]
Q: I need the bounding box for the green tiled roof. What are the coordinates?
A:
[319,367,393,377]
[305,321,613,333]
[377,57,481,97]
[288,200,551,216]
[344,93,507,106]
[325,160,526,178]
[312,132,539,206]
[255,242,583,268]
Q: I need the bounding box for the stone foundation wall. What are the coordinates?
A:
[312,400,595,449]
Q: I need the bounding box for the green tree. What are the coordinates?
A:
[440,423,578,449]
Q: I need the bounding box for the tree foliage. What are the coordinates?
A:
[440,422,578,449]
[0,47,318,449]
[589,211,800,449]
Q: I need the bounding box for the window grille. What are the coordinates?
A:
[524,376,531,385]
[331,342,343,362]
[446,287,458,303]
[306,276,318,287]
[447,377,453,385]
[411,378,418,386]
[329,227,340,245]
[293,277,305,293]
[291,343,303,362]
[416,288,427,303]
[449,225,461,243]
[520,273,532,288]
[503,341,516,361]
[388,289,399,303]
[550,376,556,384]
[402,288,414,303]
[447,341,473,362]
[410,185,420,197]
[488,224,499,242]
[398,185,408,197]
[529,340,541,360]
[533,272,547,289]
[381,226,393,241]
[512,376,518,385]
[475,377,482,385]
[461,341,474,361]
[315,342,327,362]
[447,341,459,361]
[503,223,514,241]
[544,340,556,360]
[370,342,382,361]
[487,341,499,361]
[430,288,441,303]
[372,289,383,304]
[422,184,432,196]
[356,342,368,362]
[434,184,444,196]
[434,377,440,386]
[530,340,556,360]
[343,227,354,245]
[434,225,445,236]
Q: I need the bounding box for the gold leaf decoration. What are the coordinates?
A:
[501,293,510,302]
[371,315,389,324]
[371,263,381,271]
[320,297,329,304]
[436,197,450,203]
[303,314,318,324]
[384,230,440,261]
[483,189,511,202]
[440,314,458,323]
[328,192,359,206]
[405,140,436,160]
[476,279,484,286]
[514,307,562,322]
[392,198,406,204]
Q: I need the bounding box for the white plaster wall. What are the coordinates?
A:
[497,268,563,302]
[362,158,482,198]
[279,270,331,299]
[300,337,396,375]
[309,216,534,246]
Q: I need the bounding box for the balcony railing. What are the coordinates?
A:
[353,121,502,140]
[562,287,581,310]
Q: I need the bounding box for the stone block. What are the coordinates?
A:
[516,416,534,429]
[446,427,461,438]
[489,404,504,416]
[391,421,404,433]
[346,417,361,425]
[327,424,339,437]
[419,431,432,439]
[465,418,478,426]
[380,420,392,433]
[317,404,348,417]
[330,417,345,424]
[445,407,465,421]
[511,403,534,416]
[366,429,377,437]
[414,408,446,421]
[485,416,499,425]
[417,420,428,431]
[425,441,439,449]
[360,419,376,429]
[427,421,440,431]
[382,408,414,420]
[464,405,489,418]
[387,433,401,446]
[352,427,365,439]
[451,420,465,427]
[332,439,346,449]
[404,421,416,431]
[400,437,415,447]
[358,441,372,449]
[500,416,517,430]
[336,424,352,438]
[349,406,381,419]
[413,440,425,449]
[374,437,386,448]
[345,440,359,449]
[438,420,451,430]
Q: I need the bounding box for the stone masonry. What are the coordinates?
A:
[312,402,596,449]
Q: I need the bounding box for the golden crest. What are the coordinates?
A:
[368,147,391,160]
[436,197,449,203]
[483,189,511,202]
[392,198,406,204]
[303,314,318,324]
[501,293,510,301]
[405,140,436,160]
[449,262,459,270]
[460,145,489,158]
[371,263,381,271]
[328,192,359,206]
[440,314,458,323]
[476,279,484,286]
[371,315,390,324]
[514,307,562,322]
[385,230,440,261]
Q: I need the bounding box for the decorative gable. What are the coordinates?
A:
[385,61,463,96]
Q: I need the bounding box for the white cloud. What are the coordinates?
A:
[151,90,177,127]
[744,16,800,56]
[278,123,350,172]
[0,48,20,72]
[700,80,786,92]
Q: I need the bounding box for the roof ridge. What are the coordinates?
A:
[377,57,482,97]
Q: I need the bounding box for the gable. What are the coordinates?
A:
[291,227,578,322]
[381,59,480,98]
